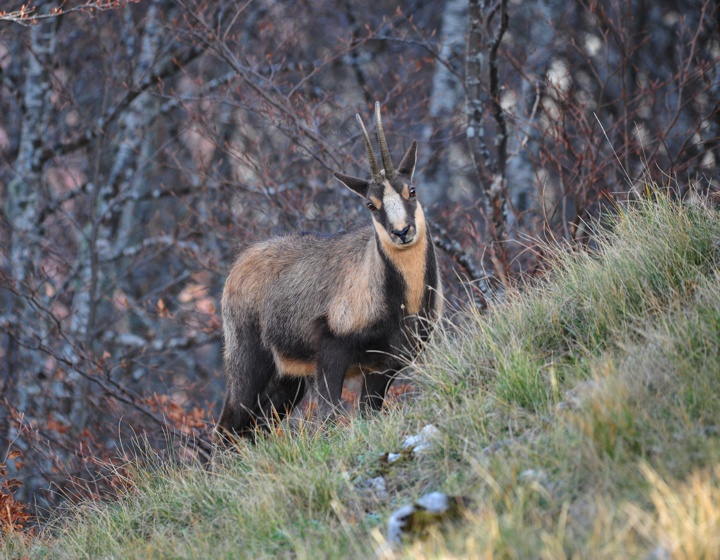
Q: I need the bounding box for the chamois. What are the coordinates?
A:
[215,102,442,443]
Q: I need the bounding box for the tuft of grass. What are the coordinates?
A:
[629,463,720,559]
[5,196,720,558]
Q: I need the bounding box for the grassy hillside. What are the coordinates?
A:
[4,196,720,559]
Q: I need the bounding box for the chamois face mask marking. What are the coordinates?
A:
[383,184,407,228]
[370,180,418,248]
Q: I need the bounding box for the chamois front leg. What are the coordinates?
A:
[315,340,353,419]
[359,369,397,415]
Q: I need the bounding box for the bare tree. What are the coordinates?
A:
[465,0,510,287]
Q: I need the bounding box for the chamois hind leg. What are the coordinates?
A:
[358,370,397,415]
[253,376,307,433]
[215,329,277,445]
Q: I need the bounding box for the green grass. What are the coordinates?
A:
[5,196,720,559]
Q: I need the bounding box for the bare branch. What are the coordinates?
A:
[0,1,138,26]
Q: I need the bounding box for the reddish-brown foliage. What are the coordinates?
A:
[0,451,35,540]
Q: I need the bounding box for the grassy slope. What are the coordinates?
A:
[5,197,720,559]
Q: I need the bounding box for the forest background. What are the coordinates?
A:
[1,0,718,517]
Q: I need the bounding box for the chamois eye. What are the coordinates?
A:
[366,201,377,211]
[409,187,416,198]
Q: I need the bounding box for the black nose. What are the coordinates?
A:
[393,225,411,242]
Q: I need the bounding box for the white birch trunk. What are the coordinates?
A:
[419,0,468,207]
[2,1,58,496]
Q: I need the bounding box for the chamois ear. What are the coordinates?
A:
[334,172,370,198]
[397,140,418,180]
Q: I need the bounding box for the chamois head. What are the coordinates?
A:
[334,102,421,249]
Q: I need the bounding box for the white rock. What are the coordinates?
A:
[386,504,417,544]
[387,452,402,464]
[385,491,462,547]
[363,476,389,502]
[416,491,449,513]
[401,424,441,455]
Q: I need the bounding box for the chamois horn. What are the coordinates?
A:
[374,101,395,180]
[355,113,382,183]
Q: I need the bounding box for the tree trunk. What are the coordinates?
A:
[419,0,468,207]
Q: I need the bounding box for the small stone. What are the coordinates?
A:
[387,452,402,464]
[362,476,389,502]
[386,504,417,544]
[560,380,601,410]
[402,424,441,455]
[415,491,449,513]
[519,468,548,484]
[385,492,471,546]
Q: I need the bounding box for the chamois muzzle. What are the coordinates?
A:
[392,224,416,245]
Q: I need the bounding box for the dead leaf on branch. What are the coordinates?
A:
[0,451,34,538]
[144,393,210,431]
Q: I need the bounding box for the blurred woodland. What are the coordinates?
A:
[0,0,718,519]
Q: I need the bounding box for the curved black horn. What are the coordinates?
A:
[356,113,382,183]
[374,101,395,180]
